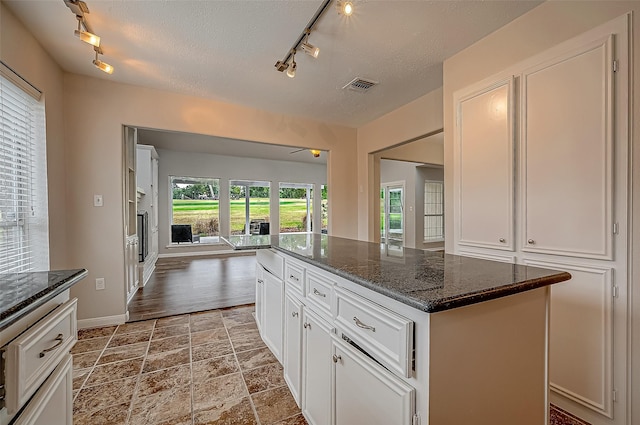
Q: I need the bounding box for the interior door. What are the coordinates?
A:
[381,184,404,244]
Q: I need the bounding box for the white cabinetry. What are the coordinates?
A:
[262,270,284,363]
[136,144,159,287]
[453,18,628,425]
[301,308,333,425]
[333,340,415,425]
[283,292,304,406]
[255,264,264,332]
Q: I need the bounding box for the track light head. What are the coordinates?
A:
[301,42,319,58]
[93,51,114,74]
[286,60,297,78]
[75,29,101,47]
[310,149,321,158]
[337,1,354,16]
[275,60,289,72]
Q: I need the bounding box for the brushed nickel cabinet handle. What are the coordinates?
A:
[313,288,326,298]
[257,279,264,284]
[39,333,64,358]
[499,238,505,243]
[289,274,299,282]
[292,311,299,318]
[332,354,342,363]
[528,239,535,245]
[353,317,375,332]
[303,322,310,329]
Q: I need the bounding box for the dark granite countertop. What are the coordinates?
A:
[222,235,271,250]
[0,269,88,330]
[270,234,571,313]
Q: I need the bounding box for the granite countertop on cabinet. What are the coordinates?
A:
[0,269,88,330]
[270,234,571,313]
[222,234,272,250]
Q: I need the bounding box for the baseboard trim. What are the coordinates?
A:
[78,314,127,329]
[158,249,256,259]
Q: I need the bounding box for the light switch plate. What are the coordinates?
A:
[94,194,103,207]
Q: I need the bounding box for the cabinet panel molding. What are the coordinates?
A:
[454,77,515,252]
[520,35,614,260]
[524,259,613,418]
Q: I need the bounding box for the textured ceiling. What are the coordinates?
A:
[4,0,542,128]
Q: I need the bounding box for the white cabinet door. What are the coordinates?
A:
[521,36,613,260]
[284,292,304,407]
[302,309,333,425]
[262,270,284,363]
[255,264,264,332]
[333,341,415,425]
[454,77,515,251]
[13,354,73,425]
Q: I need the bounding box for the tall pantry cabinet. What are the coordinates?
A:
[452,16,629,425]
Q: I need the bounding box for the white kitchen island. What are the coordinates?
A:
[226,234,571,425]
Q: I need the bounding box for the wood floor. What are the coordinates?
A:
[127,253,257,322]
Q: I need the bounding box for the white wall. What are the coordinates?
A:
[156,148,327,255]
[415,166,444,250]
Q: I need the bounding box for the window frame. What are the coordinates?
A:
[424,180,444,242]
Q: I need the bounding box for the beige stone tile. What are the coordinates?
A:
[142,346,190,373]
[191,317,225,333]
[148,334,190,355]
[73,377,137,415]
[229,329,265,353]
[226,322,258,339]
[73,350,101,369]
[193,397,257,425]
[222,305,254,316]
[71,336,111,354]
[151,323,190,340]
[192,339,233,362]
[129,385,191,425]
[116,320,155,335]
[252,385,301,425]
[156,314,190,328]
[193,373,247,411]
[73,402,130,425]
[273,414,308,425]
[98,342,148,365]
[137,364,191,398]
[222,311,256,328]
[236,347,277,371]
[191,310,224,321]
[192,355,238,383]
[73,368,91,390]
[84,357,143,387]
[242,362,285,394]
[191,328,229,346]
[78,326,117,340]
[107,329,152,348]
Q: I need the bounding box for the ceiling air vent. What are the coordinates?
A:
[343,77,378,93]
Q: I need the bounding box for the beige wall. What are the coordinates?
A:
[1,4,68,269]
[442,1,639,419]
[357,88,443,242]
[380,132,444,165]
[62,74,357,320]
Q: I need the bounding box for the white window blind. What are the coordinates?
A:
[0,63,48,273]
[424,181,444,241]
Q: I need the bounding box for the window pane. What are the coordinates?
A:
[424,181,444,241]
[230,180,270,235]
[280,183,312,233]
[321,185,328,233]
[249,184,270,234]
[230,184,246,235]
[171,176,219,242]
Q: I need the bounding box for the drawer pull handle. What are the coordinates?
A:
[289,275,299,282]
[332,354,342,363]
[292,311,299,318]
[257,279,264,284]
[353,317,375,332]
[313,288,326,298]
[499,238,505,243]
[527,239,535,245]
[303,322,310,329]
[39,333,64,358]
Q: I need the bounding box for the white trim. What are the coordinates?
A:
[77,314,127,329]
[0,61,42,100]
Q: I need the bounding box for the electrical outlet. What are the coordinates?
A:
[95,278,105,290]
[94,194,103,207]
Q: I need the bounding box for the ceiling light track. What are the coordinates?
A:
[64,0,114,74]
[274,0,346,77]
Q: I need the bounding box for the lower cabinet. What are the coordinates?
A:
[255,264,264,332]
[262,269,284,363]
[333,340,415,425]
[283,292,304,407]
[302,309,334,425]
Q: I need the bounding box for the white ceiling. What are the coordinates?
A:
[137,128,327,164]
[4,0,542,128]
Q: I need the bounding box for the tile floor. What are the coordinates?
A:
[72,305,307,425]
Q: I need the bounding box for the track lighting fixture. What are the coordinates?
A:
[93,51,114,74]
[286,51,297,78]
[74,17,100,47]
[337,1,354,16]
[310,149,321,158]
[301,30,319,58]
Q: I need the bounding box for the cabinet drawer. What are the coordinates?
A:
[284,261,305,295]
[305,270,334,318]
[5,298,78,414]
[13,354,73,425]
[257,249,284,280]
[335,288,413,378]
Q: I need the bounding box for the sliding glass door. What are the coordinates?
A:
[381,183,404,244]
[229,180,270,235]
